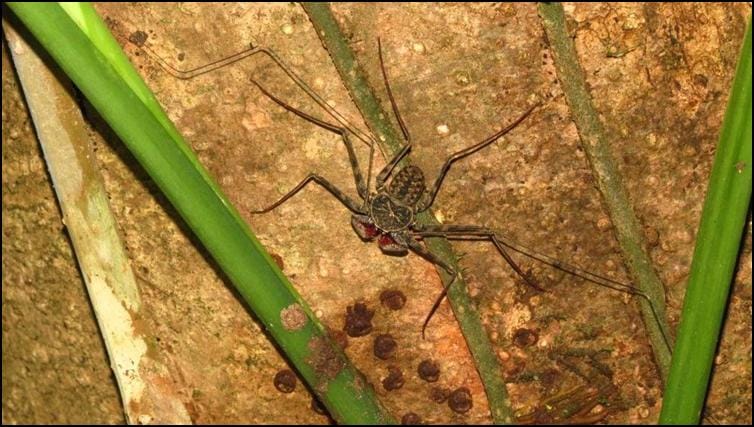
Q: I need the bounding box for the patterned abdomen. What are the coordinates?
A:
[388,165,426,207]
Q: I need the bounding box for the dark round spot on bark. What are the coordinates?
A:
[430,386,450,403]
[373,334,397,360]
[380,289,407,310]
[177,52,185,62]
[382,366,404,391]
[401,412,422,425]
[417,359,440,382]
[448,387,473,413]
[128,30,148,47]
[273,369,297,393]
[693,73,709,88]
[513,328,539,348]
[344,302,374,337]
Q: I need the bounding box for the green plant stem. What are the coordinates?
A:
[660,18,752,425]
[6,3,394,424]
[302,3,514,424]
[538,2,673,381]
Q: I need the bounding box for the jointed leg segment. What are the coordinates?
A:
[414,224,544,291]
[250,173,364,215]
[417,103,540,212]
[412,223,672,348]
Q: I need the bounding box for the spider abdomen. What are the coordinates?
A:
[388,165,426,207]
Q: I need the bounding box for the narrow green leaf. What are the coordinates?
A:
[660,17,752,425]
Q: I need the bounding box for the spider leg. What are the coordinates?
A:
[378,38,411,143]
[397,233,459,338]
[417,103,539,212]
[374,39,413,190]
[131,41,376,148]
[409,224,539,339]
[414,224,638,293]
[378,232,410,256]
[414,225,543,291]
[134,40,380,201]
[250,173,364,215]
[252,80,371,201]
[413,224,673,350]
[375,143,412,191]
[400,232,456,275]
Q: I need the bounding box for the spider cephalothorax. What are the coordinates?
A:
[370,165,425,230]
[352,165,427,255]
[368,192,415,233]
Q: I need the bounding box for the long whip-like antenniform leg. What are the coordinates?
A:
[131,40,376,149]
[378,38,411,143]
[252,80,372,202]
[413,224,673,351]
[374,39,413,189]
[418,103,539,212]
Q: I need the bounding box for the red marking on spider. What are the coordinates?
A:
[379,234,397,247]
[362,222,380,239]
